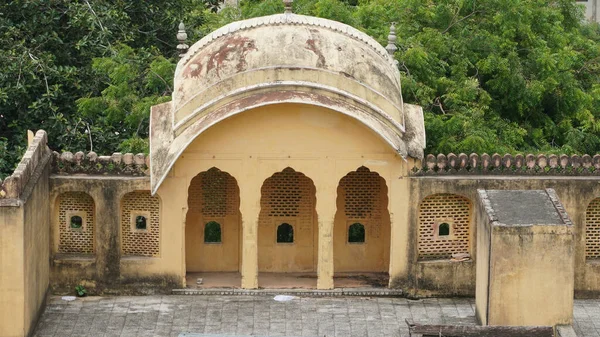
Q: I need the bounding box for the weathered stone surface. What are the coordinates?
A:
[1,129,51,200]
[412,153,600,176]
[484,190,566,225]
[52,151,147,176]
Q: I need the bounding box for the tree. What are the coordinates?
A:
[1,0,599,179]
[0,0,207,178]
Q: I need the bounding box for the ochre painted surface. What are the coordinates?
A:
[0,205,26,337]
[333,168,390,272]
[487,224,574,326]
[157,103,407,289]
[185,169,241,272]
[0,159,50,337]
[258,169,318,273]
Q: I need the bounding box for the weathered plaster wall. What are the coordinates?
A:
[406,175,600,298]
[489,224,574,326]
[157,103,409,289]
[0,205,26,337]
[49,176,180,294]
[0,130,52,337]
[22,163,51,336]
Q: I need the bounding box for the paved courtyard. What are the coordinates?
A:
[32,295,599,337]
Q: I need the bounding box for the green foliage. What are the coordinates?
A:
[76,45,174,152]
[75,285,87,297]
[118,137,149,154]
[0,0,206,176]
[1,0,600,178]
[0,138,25,179]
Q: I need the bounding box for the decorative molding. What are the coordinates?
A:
[412,153,600,176]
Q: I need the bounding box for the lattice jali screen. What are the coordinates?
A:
[418,193,471,260]
[121,191,160,257]
[339,166,385,238]
[260,168,315,231]
[57,192,95,254]
[585,198,600,260]
[188,168,239,217]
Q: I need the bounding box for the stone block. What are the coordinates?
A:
[476,189,574,327]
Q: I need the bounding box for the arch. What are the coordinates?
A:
[185,167,241,272]
[55,191,95,254]
[258,167,317,273]
[135,216,147,230]
[70,215,83,229]
[204,221,222,243]
[150,94,413,196]
[585,197,600,260]
[333,166,390,273]
[348,223,365,243]
[120,191,161,257]
[417,193,472,260]
[276,223,294,243]
[438,222,450,237]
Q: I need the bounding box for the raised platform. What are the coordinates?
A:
[183,271,390,292]
[172,287,403,296]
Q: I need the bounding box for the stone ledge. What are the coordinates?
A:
[172,287,403,297]
[0,130,51,200]
[412,153,600,176]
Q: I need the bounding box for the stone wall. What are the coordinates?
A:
[405,170,600,298]
[0,130,52,337]
[49,176,180,295]
[20,145,600,299]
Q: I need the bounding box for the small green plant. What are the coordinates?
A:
[75,285,87,297]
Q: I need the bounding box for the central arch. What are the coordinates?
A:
[258,167,318,287]
[185,167,241,286]
[333,166,391,286]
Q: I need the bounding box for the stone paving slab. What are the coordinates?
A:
[31,295,598,337]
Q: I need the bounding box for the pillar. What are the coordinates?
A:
[316,161,337,290]
[388,160,411,287]
[240,158,261,289]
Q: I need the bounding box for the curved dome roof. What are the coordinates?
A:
[172,12,404,133]
[150,11,425,194]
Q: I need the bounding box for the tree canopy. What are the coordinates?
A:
[1,0,599,178]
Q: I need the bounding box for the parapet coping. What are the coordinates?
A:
[50,175,149,181]
[172,287,402,297]
[0,130,51,202]
[412,175,600,180]
[413,153,600,176]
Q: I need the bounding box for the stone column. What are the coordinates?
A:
[388,163,411,287]
[240,158,260,289]
[316,162,337,290]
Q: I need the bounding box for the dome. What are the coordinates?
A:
[150,11,425,194]
[172,13,404,132]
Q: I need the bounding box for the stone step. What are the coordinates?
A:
[172,287,403,297]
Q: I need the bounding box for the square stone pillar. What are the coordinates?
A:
[315,167,337,290]
[476,189,574,327]
[239,161,261,289]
